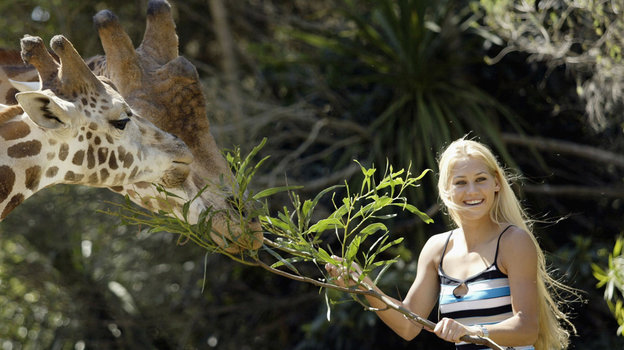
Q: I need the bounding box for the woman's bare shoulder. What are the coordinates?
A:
[499,225,538,273]
[419,230,453,264]
[500,225,535,249]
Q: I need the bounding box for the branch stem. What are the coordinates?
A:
[251,251,504,350]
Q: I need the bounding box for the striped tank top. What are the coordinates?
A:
[438,226,535,350]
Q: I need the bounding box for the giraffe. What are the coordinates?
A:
[0,34,193,221]
[0,0,263,253]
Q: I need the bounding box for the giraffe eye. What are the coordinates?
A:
[110,118,130,130]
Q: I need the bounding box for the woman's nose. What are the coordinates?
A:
[467,182,477,193]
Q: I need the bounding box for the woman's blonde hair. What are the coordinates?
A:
[437,138,576,350]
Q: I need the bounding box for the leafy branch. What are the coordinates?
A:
[108,138,503,349]
[593,235,624,336]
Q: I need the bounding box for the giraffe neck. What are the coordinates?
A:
[1,107,79,219]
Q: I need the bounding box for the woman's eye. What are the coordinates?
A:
[110,118,130,130]
[476,177,487,182]
[454,181,466,186]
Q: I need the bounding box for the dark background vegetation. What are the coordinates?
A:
[0,0,623,349]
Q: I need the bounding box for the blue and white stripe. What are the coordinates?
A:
[438,228,535,350]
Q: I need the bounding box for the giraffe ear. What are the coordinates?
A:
[9,79,41,92]
[15,91,75,129]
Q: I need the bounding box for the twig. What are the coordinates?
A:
[501,132,624,168]
[252,248,504,350]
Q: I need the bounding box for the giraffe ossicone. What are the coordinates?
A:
[0,34,193,220]
[91,0,263,253]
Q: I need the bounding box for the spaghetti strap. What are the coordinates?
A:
[493,225,514,266]
[438,230,454,271]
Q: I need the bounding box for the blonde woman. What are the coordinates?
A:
[326,138,575,349]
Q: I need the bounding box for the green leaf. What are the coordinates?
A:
[391,203,433,224]
[414,168,432,181]
[379,237,404,254]
[308,218,343,233]
[252,185,303,200]
[261,215,293,235]
[264,246,300,274]
[359,223,388,237]
[346,235,362,261]
[302,199,314,219]
[372,195,393,211]
[317,247,336,264]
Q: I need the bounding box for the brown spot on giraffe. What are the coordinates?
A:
[7,140,42,158]
[122,153,133,168]
[45,166,59,178]
[118,146,126,159]
[110,186,124,192]
[114,173,126,183]
[134,182,151,189]
[100,168,110,182]
[94,136,101,145]
[0,121,31,141]
[24,165,42,191]
[64,171,84,182]
[88,122,98,130]
[86,131,92,139]
[48,139,57,146]
[97,147,108,165]
[59,143,69,161]
[4,88,19,105]
[72,150,85,165]
[47,152,55,160]
[129,166,139,180]
[87,145,95,169]
[0,106,24,125]
[1,193,24,219]
[117,146,133,168]
[87,173,98,184]
[105,133,113,144]
[108,151,118,169]
[0,165,15,203]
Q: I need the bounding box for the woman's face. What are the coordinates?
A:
[447,156,500,222]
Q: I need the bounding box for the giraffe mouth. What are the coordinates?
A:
[161,162,191,188]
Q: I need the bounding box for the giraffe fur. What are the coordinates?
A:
[0,34,193,220]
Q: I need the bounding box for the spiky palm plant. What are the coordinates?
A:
[270,0,522,201]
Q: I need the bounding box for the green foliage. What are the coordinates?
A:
[111,138,434,314]
[261,160,432,277]
[257,0,521,194]
[593,235,624,336]
[476,0,624,131]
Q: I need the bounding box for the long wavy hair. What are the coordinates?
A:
[436,138,576,350]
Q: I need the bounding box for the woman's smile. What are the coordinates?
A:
[463,199,484,206]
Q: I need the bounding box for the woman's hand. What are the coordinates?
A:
[324,256,368,289]
[433,317,481,344]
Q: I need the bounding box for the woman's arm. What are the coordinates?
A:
[484,226,539,346]
[326,234,445,341]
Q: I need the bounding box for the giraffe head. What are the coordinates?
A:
[9,34,193,191]
[91,0,263,252]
